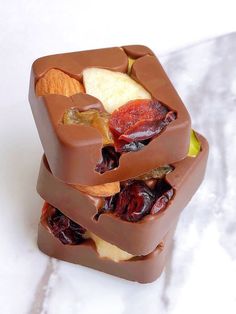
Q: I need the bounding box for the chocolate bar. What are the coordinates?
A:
[29,45,191,185]
[38,204,176,283]
[37,133,208,256]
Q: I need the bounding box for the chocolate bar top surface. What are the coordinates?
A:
[32,47,128,80]
[30,45,191,185]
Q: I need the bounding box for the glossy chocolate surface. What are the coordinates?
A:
[29,45,191,185]
[37,222,175,283]
[37,133,208,256]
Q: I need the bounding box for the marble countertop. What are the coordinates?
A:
[1,33,236,314]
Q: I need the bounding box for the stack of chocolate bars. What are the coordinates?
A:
[29,45,208,283]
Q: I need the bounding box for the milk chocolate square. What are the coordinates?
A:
[38,218,176,283]
[29,45,191,185]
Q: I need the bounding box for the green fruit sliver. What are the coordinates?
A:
[188,130,201,157]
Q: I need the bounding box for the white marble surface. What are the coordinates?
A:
[1,33,236,314]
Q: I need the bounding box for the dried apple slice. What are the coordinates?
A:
[188,130,201,157]
[87,232,134,262]
[83,68,151,113]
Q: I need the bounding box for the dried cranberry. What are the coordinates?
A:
[119,120,165,142]
[151,189,174,214]
[95,146,121,174]
[94,193,118,220]
[109,99,168,136]
[47,208,68,232]
[151,180,174,214]
[96,181,155,222]
[44,205,86,245]
[96,179,174,222]
[115,181,156,222]
[155,179,173,198]
[95,101,176,173]
[109,99,176,153]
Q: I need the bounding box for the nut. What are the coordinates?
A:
[35,69,84,97]
[74,181,120,197]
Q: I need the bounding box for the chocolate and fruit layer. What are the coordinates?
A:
[29,45,191,185]
[38,203,176,283]
[37,132,208,256]
[41,203,134,262]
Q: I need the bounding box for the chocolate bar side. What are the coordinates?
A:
[37,221,176,283]
[29,45,191,185]
[37,133,208,256]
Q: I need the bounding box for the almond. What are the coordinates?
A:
[35,69,84,97]
[74,181,120,197]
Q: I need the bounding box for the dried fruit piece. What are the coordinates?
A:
[127,57,135,74]
[96,179,174,222]
[109,99,176,152]
[75,181,120,197]
[92,112,114,145]
[63,108,95,125]
[110,99,167,137]
[42,204,134,261]
[150,179,174,214]
[95,146,121,174]
[36,69,84,97]
[93,194,118,221]
[109,99,174,138]
[41,204,86,245]
[63,109,113,145]
[83,68,151,113]
[151,188,174,214]
[88,232,134,262]
[135,165,174,181]
[115,181,156,222]
[97,181,155,222]
[188,129,201,157]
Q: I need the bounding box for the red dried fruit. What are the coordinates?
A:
[109,99,176,152]
[119,120,166,142]
[95,146,121,174]
[97,181,155,222]
[96,179,174,222]
[151,189,174,214]
[42,204,86,245]
[115,181,156,222]
[109,99,166,136]
[93,194,117,221]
